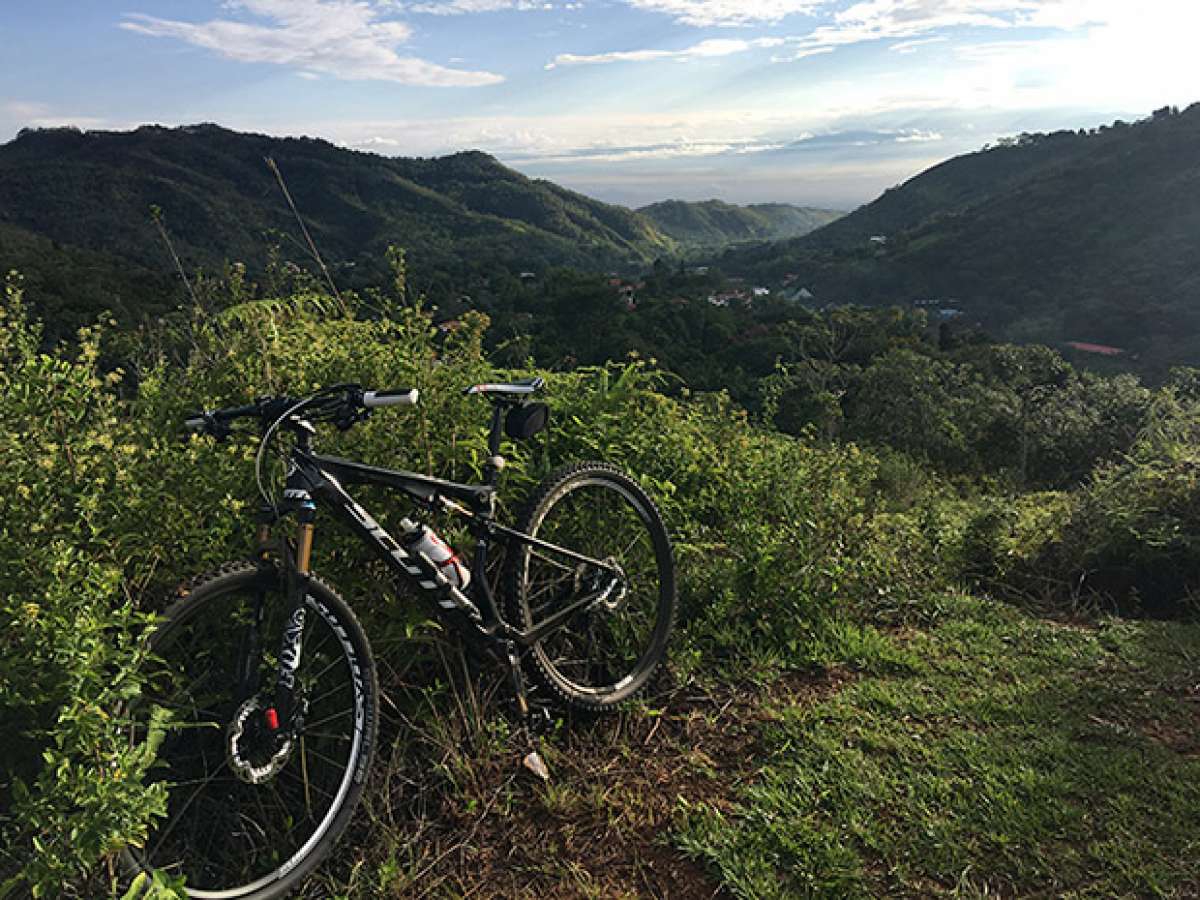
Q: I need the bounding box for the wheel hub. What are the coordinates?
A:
[597,558,629,613]
[227,696,294,784]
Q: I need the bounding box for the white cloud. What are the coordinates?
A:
[769,0,1199,64]
[405,0,551,13]
[889,35,948,53]
[546,36,784,68]
[504,137,795,164]
[3,100,53,120]
[1,100,114,132]
[623,0,823,27]
[778,45,835,61]
[931,1,1200,111]
[120,0,503,87]
[768,0,1024,61]
[895,128,943,142]
[263,109,813,160]
[1015,0,1123,29]
[605,1,1134,67]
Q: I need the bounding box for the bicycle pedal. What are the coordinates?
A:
[527,705,555,735]
[522,750,550,781]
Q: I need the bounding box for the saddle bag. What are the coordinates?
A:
[505,402,549,441]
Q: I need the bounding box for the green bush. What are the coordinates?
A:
[0,284,501,895]
[943,384,1200,613]
[0,285,170,896]
[1053,387,1200,612]
[0,278,951,895]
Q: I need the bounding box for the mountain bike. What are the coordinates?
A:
[125,379,676,899]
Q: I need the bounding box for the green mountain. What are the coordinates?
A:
[721,104,1200,376]
[637,199,841,249]
[0,123,676,335]
[0,220,179,333]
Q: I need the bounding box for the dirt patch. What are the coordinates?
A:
[331,666,851,899]
[1137,678,1200,757]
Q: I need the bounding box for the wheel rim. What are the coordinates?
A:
[519,477,671,699]
[134,584,366,897]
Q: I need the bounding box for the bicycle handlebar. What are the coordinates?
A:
[184,386,417,437]
[362,388,419,408]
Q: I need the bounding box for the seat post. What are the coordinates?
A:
[485,402,506,487]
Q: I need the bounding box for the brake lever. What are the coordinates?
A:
[334,405,371,431]
[210,415,234,442]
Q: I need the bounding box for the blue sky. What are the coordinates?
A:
[2,1,1197,208]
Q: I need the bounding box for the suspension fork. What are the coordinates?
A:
[269,503,316,734]
[234,516,275,701]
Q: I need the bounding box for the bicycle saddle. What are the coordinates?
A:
[464,377,545,398]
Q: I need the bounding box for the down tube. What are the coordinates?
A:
[307,468,497,646]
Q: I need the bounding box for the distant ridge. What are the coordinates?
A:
[720,104,1200,374]
[637,199,842,250]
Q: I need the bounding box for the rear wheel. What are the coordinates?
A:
[505,463,676,713]
[126,563,377,899]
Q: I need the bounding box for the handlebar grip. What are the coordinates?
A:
[183,401,262,435]
[362,388,419,408]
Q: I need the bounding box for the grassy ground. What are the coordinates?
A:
[313,595,1200,899]
[677,595,1200,898]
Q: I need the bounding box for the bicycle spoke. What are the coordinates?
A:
[136,569,374,894]
[305,678,353,711]
[303,707,352,731]
[511,468,673,706]
[280,766,338,803]
[300,729,353,742]
[148,758,232,863]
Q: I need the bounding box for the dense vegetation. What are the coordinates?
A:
[720,104,1200,379]
[0,271,938,896]
[2,256,1199,895]
[472,266,1162,494]
[6,108,1200,382]
[637,199,841,250]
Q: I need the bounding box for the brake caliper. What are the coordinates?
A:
[227,696,295,784]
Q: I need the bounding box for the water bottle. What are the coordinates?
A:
[400,518,471,589]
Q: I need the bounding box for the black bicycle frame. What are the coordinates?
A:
[275,442,621,657]
[253,407,623,729]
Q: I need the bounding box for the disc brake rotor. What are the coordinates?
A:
[227,696,294,784]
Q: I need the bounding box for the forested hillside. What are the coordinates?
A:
[0,124,676,336]
[638,199,841,249]
[721,105,1200,377]
[7,110,1200,378]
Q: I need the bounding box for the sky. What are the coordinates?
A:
[2,1,1198,209]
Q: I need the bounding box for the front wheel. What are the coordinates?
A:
[505,462,677,713]
[125,562,378,899]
